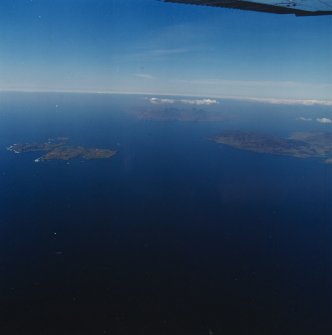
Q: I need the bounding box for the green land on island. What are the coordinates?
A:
[213,131,332,164]
[7,137,117,162]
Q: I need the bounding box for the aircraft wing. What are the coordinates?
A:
[162,0,332,16]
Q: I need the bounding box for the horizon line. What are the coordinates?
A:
[1,88,332,106]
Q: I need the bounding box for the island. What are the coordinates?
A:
[213,131,332,163]
[7,137,69,154]
[7,137,117,162]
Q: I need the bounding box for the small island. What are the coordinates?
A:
[7,137,117,162]
[7,137,69,154]
[213,131,332,163]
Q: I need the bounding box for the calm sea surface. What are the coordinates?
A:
[0,92,331,334]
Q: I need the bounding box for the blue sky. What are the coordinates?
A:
[1,0,332,100]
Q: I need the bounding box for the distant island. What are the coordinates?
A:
[138,107,229,122]
[213,131,332,163]
[7,137,117,162]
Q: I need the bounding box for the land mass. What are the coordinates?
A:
[7,138,117,162]
[7,137,69,154]
[213,131,332,163]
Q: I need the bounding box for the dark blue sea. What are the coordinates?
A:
[0,92,331,335]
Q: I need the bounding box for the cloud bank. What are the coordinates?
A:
[180,98,218,105]
[247,97,332,106]
[296,117,332,124]
[297,117,312,121]
[317,118,332,124]
[147,97,218,106]
[148,97,175,104]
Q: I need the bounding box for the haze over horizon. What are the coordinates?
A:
[1,0,332,100]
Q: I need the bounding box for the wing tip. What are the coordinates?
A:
[162,0,332,16]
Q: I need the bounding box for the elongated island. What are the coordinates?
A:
[7,137,117,162]
[213,131,332,164]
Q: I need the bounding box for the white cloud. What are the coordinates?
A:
[317,118,332,124]
[147,97,218,105]
[135,73,154,80]
[297,117,312,121]
[245,97,332,106]
[180,98,218,105]
[170,78,332,104]
[146,94,331,107]
[147,97,175,104]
